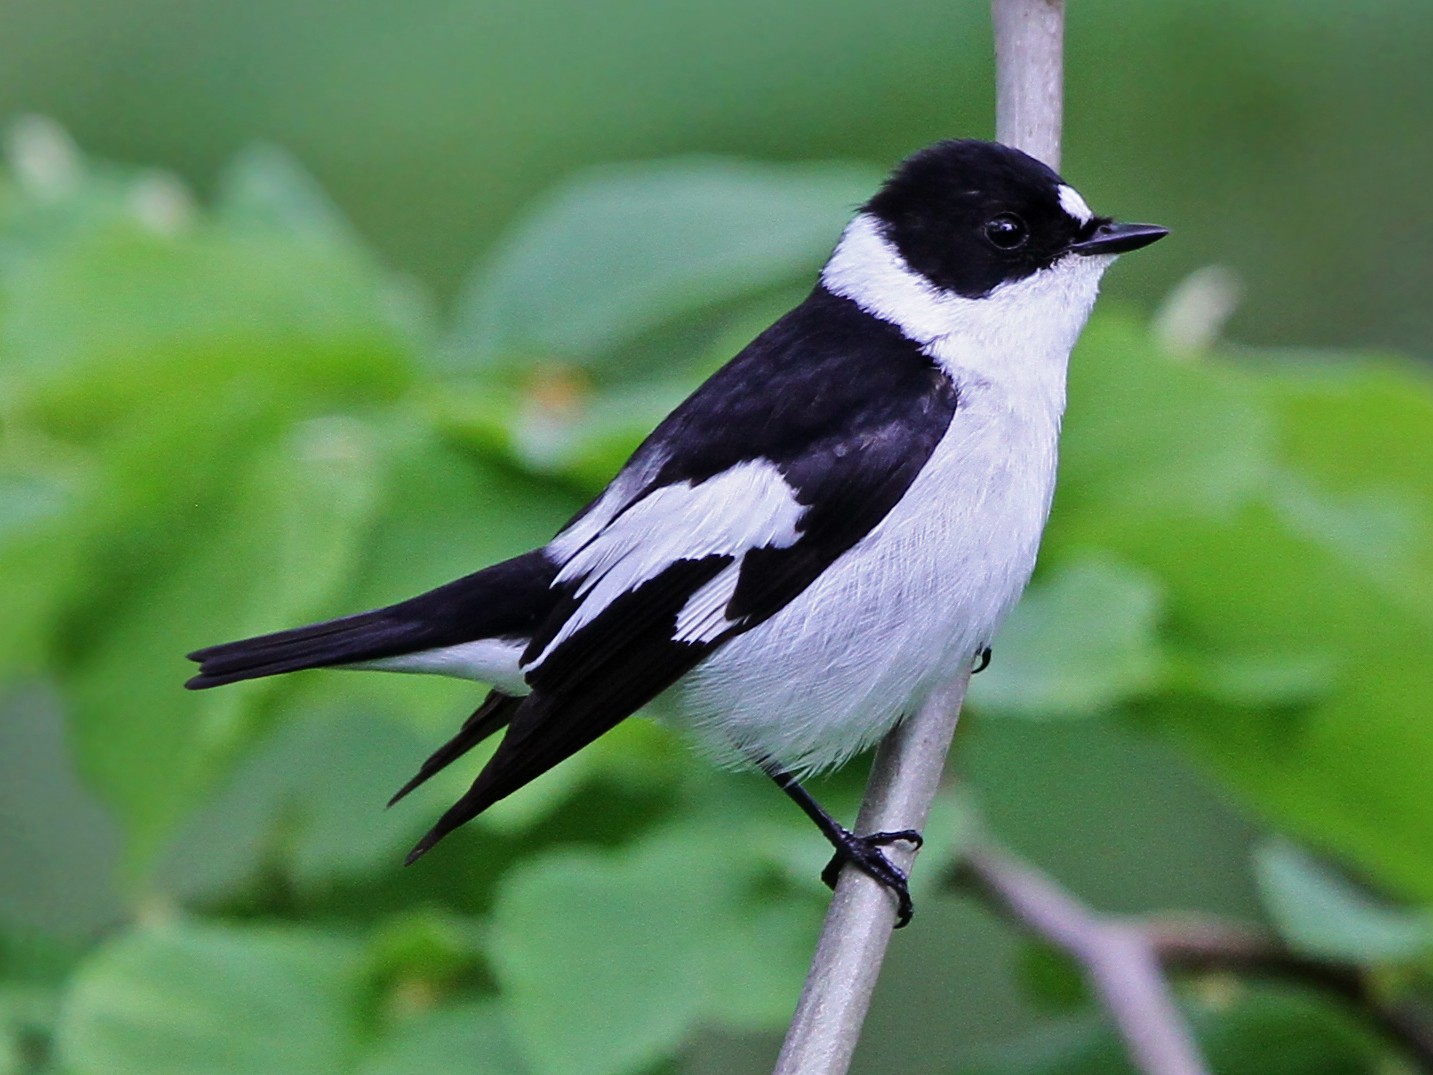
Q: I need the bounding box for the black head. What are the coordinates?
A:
[863,140,1166,298]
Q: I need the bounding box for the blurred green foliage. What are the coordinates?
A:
[2,115,1432,1075]
[1,1,1431,1067]
[3,0,1430,359]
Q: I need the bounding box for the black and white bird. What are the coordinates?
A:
[187,139,1166,925]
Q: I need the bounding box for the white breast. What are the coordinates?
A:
[667,213,1111,773]
[669,380,1058,773]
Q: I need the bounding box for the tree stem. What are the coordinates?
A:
[961,846,1211,1075]
[773,2,1068,1070]
[992,0,1065,168]
[772,674,970,1075]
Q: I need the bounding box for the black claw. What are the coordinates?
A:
[760,765,924,928]
[972,646,992,674]
[820,828,923,928]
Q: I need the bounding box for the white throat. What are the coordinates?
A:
[819,212,1111,415]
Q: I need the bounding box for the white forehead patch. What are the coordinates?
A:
[1057,184,1094,225]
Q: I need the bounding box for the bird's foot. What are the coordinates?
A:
[820,828,923,928]
[972,646,992,674]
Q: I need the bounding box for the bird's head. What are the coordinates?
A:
[820,140,1167,367]
[861,139,1167,300]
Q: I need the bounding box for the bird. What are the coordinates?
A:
[187,139,1166,926]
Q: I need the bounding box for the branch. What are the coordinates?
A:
[772,674,971,1075]
[774,4,1067,1072]
[1147,917,1433,1069]
[992,0,1065,168]
[959,845,1211,1075]
[957,846,1433,1073]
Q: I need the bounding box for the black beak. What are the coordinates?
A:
[1068,220,1169,256]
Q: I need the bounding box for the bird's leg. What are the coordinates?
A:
[761,763,923,928]
[972,646,992,674]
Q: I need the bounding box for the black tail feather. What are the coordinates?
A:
[388,689,522,808]
[404,558,723,865]
[185,610,426,689]
[184,549,559,690]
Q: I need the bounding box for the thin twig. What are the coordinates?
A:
[958,848,1433,1073]
[959,845,1211,1075]
[774,3,1069,1071]
[772,674,970,1075]
[991,0,1065,168]
[1146,917,1433,1070]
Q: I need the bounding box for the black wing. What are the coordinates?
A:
[638,284,961,630]
[405,557,731,860]
[387,688,524,807]
[406,287,959,857]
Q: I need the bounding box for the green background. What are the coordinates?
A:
[2,1,1431,1072]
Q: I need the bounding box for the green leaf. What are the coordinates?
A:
[955,986,1381,1075]
[490,835,725,1075]
[0,927,82,1075]
[1166,651,1334,709]
[445,158,879,371]
[430,375,690,490]
[700,897,819,1032]
[0,468,74,540]
[284,433,560,728]
[242,711,433,887]
[317,429,590,834]
[154,709,443,901]
[0,983,57,1075]
[132,425,582,892]
[55,919,363,1075]
[1057,315,1277,532]
[489,826,804,1075]
[435,283,816,492]
[216,143,364,251]
[1052,318,1433,901]
[363,910,489,993]
[1254,842,1433,963]
[0,455,89,679]
[0,686,124,936]
[211,143,433,350]
[1,209,413,432]
[0,135,421,705]
[356,1002,527,1075]
[1254,359,1433,503]
[970,557,1166,719]
[1013,943,1089,1015]
[1255,359,1433,623]
[908,787,977,901]
[1134,640,1433,903]
[67,418,388,876]
[340,426,581,618]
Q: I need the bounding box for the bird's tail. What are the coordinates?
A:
[184,549,557,690]
[186,608,435,689]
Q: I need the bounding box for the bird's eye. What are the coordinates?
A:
[983,213,1029,251]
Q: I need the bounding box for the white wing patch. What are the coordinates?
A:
[672,567,742,643]
[1057,184,1094,225]
[530,460,806,666]
[547,448,668,562]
